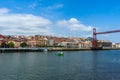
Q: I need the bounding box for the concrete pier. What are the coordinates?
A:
[0,47,120,52]
[48,47,120,51]
[48,48,91,51]
[0,48,48,52]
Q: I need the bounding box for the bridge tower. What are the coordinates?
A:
[92,28,98,48]
[91,28,120,49]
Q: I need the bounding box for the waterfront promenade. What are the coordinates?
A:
[0,48,47,52]
[48,47,120,51]
[0,47,120,52]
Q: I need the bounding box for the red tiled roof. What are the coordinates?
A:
[0,34,4,38]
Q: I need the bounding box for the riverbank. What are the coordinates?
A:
[48,47,120,51]
[0,47,120,52]
[0,48,46,52]
[48,48,91,51]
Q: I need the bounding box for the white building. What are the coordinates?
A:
[115,43,120,48]
[59,42,78,48]
[48,39,54,46]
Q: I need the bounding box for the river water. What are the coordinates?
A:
[0,50,120,80]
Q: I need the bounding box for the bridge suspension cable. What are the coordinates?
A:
[96,30,120,35]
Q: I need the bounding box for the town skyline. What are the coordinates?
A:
[0,34,114,48]
[0,0,120,43]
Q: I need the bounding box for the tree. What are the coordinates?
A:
[20,42,27,48]
[1,42,7,48]
[8,42,15,48]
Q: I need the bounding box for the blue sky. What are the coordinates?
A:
[0,0,120,42]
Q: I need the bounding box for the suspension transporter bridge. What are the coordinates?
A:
[91,28,120,50]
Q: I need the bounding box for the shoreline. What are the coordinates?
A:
[0,47,120,52]
[48,47,120,51]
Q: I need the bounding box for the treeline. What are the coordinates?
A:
[0,42,27,48]
[0,42,64,48]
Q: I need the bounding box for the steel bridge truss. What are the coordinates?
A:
[92,28,120,48]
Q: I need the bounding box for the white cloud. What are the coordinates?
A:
[57,18,93,31]
[0,8,9,14]
[56,18,93,37]
[0,8,93,38]
[0,8,54,35]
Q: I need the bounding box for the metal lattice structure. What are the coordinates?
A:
[92,28,120,48]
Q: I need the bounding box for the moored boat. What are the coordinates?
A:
[56,52,64,56]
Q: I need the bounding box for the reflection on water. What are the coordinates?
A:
[0,50,120,80]
[92,50,120,80]
[92,51,98,80]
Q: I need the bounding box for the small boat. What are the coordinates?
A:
[56,52,64,56]
[43,48,48,52]
[41,48,48,52]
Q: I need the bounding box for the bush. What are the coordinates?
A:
[1,42,7,48]
[8,42,15,48]
[20,42,27,48]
